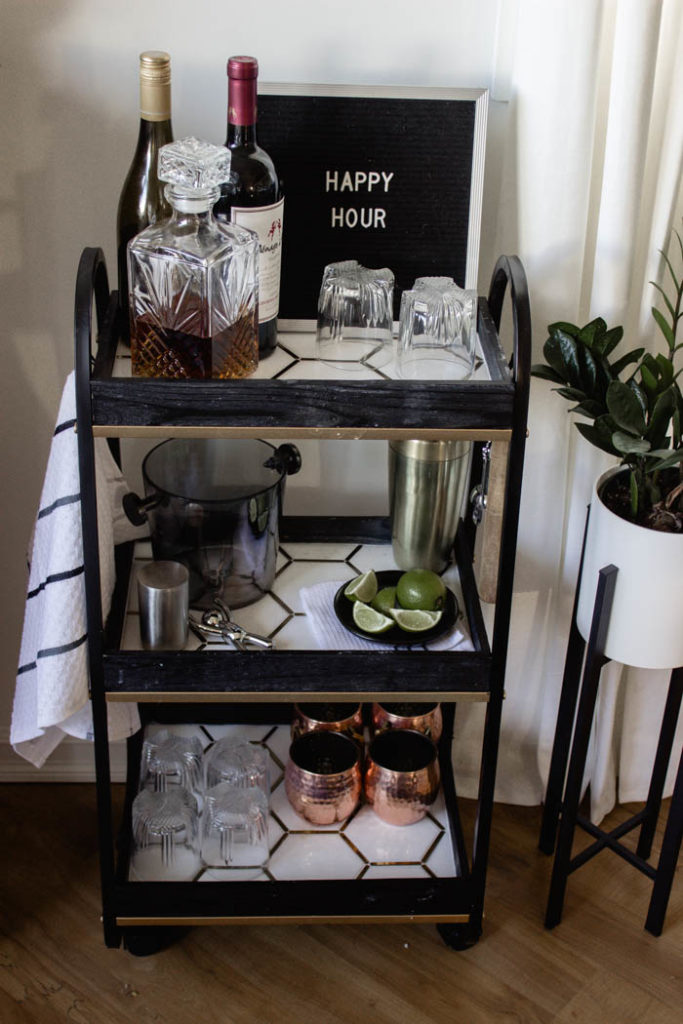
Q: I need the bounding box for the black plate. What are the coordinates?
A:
[333,570,458,646]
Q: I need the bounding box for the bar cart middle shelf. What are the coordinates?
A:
[74,247,530,955]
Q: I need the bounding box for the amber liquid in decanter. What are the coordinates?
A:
[131,307,258,379]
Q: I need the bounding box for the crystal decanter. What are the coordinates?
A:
[128,136,259,379]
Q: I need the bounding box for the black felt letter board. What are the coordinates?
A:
[257,90,484,323]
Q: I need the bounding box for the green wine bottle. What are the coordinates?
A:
[116,51,173,343]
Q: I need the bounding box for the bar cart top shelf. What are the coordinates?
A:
[81,251,515,441]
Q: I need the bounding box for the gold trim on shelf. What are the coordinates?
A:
[116,913,470,927]
[106,691,491,704]
[92,425,512,442]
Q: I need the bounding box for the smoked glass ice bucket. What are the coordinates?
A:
[124,438,301,608]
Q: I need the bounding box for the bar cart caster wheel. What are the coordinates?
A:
[122,925,191,956]
[436,923,480,950]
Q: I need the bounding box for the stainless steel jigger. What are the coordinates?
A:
[137,561,190,650]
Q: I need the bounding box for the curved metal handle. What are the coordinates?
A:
[487,254,531,405]
[74,248,112,656]
[74,246,110,388]
[484,255,532,633]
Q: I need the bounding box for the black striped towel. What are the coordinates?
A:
[11,372,145,768]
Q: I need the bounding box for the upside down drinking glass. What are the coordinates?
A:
[397,277,476,380]
[204,737,270,797]
[138,729,204,799]
[316,260,394,370]
[131,788,201,880]
[201,783,269,869]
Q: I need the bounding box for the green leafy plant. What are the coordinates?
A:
[531,228,683,530]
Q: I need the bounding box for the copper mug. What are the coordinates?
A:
[371,701,443,744]
[291,702,364,747]
[285,731,361,826]
[365,729,440,826]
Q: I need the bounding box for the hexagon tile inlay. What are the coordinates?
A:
[128,724,458,882]
[123,539,466,652]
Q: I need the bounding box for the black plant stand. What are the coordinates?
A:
[539,519,683,937]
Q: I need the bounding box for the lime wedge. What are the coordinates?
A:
[352,601,394,634]
[390,608,443,633]
[344,570,378,604]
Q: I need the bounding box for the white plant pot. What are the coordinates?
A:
[576,467,683,670]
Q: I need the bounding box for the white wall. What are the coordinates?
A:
[0,0,509,777]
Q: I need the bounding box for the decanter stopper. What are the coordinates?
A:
[158,136,233,210]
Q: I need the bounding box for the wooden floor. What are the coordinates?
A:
[0,784,680,1024]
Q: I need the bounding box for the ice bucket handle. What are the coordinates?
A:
[263,443,302,477]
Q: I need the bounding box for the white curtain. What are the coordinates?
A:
[453,0,683,823]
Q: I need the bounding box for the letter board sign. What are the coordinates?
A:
[258,84,488,327]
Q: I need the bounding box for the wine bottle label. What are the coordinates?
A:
[230,198,284,322]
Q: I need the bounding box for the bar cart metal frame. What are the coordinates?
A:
[74,246,530,954]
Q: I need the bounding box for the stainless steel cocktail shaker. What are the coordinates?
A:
[388,439,471,571]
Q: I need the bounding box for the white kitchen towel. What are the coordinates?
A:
[11,371,146,768]
[300,581,473,652]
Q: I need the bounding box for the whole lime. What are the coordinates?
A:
[396,569,447,611]
[371,586,397,615]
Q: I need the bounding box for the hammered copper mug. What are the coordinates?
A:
[365,729,440,826]
[371,702,442,744]
[291,702,364,747]
[285,731,361,826]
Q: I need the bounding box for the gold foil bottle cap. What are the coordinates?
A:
[139,51,171,121]
[140,50,171,81]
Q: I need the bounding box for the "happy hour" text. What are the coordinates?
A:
[325,169,395,229]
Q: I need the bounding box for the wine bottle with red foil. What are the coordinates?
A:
[116,51,173,342]
[215,56,283,359]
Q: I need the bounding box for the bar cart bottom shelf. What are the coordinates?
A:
[115,721,478,952]
[128,722,457,884]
